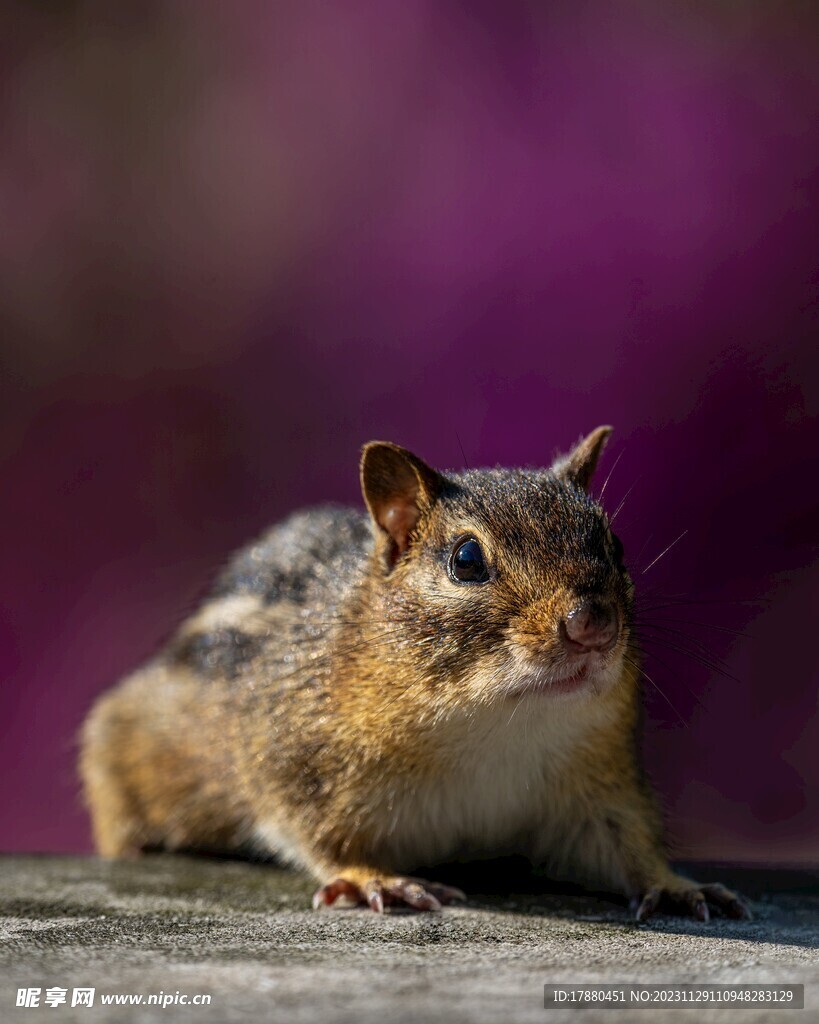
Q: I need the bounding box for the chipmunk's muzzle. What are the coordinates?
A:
[504,589,627,698]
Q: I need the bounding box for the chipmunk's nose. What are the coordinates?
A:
[560,601,618,653]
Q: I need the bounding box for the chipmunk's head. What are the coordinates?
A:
[360,427,634,706]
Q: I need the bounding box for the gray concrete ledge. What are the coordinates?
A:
[1,855,817,1023]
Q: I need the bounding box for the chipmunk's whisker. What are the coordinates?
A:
[631,645,707,712]
[609,477,640,524]
[640,530,689,574]
[637,596,767,611]
[638,615,749,639]
[454,429,470,471]
[631,531,654,570]
[635,632,741,684]
[637,621,721,658]
[597,447,625,502]
[623,654,687,726]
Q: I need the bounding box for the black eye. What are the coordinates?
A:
[611,533,625,565]
[448,537,490,584]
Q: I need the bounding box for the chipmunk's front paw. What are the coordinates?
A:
[632,876,752,923]
[312,875,466,913]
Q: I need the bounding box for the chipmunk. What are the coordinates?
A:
[80,427,750,920]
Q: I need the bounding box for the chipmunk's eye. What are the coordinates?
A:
[449,537,490,584]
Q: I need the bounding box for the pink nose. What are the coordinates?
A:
[561,601,618,652]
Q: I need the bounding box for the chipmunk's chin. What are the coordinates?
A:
[506,650,618,699]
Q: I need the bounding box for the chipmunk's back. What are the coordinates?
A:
[166,505,373,684]
[213,505,372,606]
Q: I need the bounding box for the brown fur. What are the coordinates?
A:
[79,429,749,920]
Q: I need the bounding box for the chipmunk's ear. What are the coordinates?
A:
[553,426,613,492]
[360,442,442,563]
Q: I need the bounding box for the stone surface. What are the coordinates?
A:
[1,855,817,1023]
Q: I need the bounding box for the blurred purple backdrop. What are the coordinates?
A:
[1,1,817,862]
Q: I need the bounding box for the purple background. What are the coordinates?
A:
[1,2,817,862]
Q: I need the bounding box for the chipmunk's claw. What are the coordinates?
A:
[312,877,361,910]
[423,881,468,904]
[632,878,751,923]
[700,882,753,920]
[633,888,661,922]
[313,875,466,913]
[364,879,386,913]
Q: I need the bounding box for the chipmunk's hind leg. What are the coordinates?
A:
[80,664,249,858]
[80,683,154,858]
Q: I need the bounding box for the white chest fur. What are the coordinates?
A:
[369,693,616,871]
